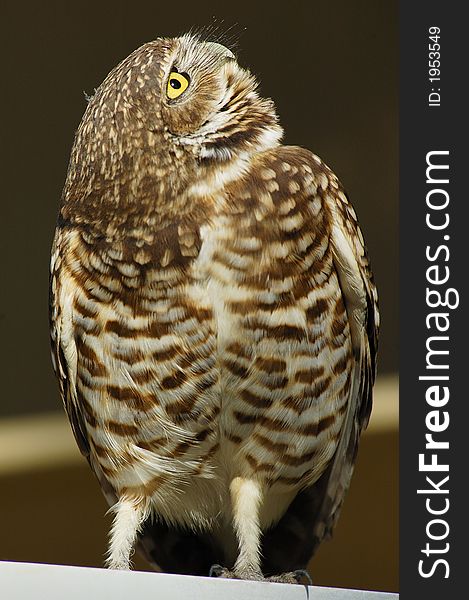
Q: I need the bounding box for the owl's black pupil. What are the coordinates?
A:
[170,79,181,89]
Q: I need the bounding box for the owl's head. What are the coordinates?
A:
[156,34,283,160]
[76,34,283,168]
[64,34,284,213]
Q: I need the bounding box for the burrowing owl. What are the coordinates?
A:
[50,33,379,582]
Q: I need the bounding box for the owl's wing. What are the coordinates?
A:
[259,153,379,571]
[49,228,90,457]
[310,177,379,544]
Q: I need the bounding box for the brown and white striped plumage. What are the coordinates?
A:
[50,34,379,580]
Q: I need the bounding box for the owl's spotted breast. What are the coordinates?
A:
[194,148,353,508]
[53,220,222,510]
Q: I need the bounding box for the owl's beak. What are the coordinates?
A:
[201,42,235,62]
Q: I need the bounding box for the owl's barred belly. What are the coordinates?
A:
[72,217,353,532]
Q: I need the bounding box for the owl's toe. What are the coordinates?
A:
[209,564,235,578]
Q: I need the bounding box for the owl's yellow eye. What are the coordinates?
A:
[167,71,190,99]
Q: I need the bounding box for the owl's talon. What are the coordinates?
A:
[292,569,313,585]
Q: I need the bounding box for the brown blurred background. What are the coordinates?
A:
[0,0,398,593]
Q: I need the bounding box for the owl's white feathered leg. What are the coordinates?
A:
[231,477,264,579]
[210,477,264,580]
[210,478,312,584]
[105,497,149,570]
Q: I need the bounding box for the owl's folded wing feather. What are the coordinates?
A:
[49,228,90,457]
[309,184,379,544]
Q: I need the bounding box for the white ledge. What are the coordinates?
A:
[0,561,398,599]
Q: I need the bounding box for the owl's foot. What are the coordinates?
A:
[209,564,312,585]
[266,570,312,585]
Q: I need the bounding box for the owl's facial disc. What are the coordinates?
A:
[164,40,235,104]
[161,34,282,160]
